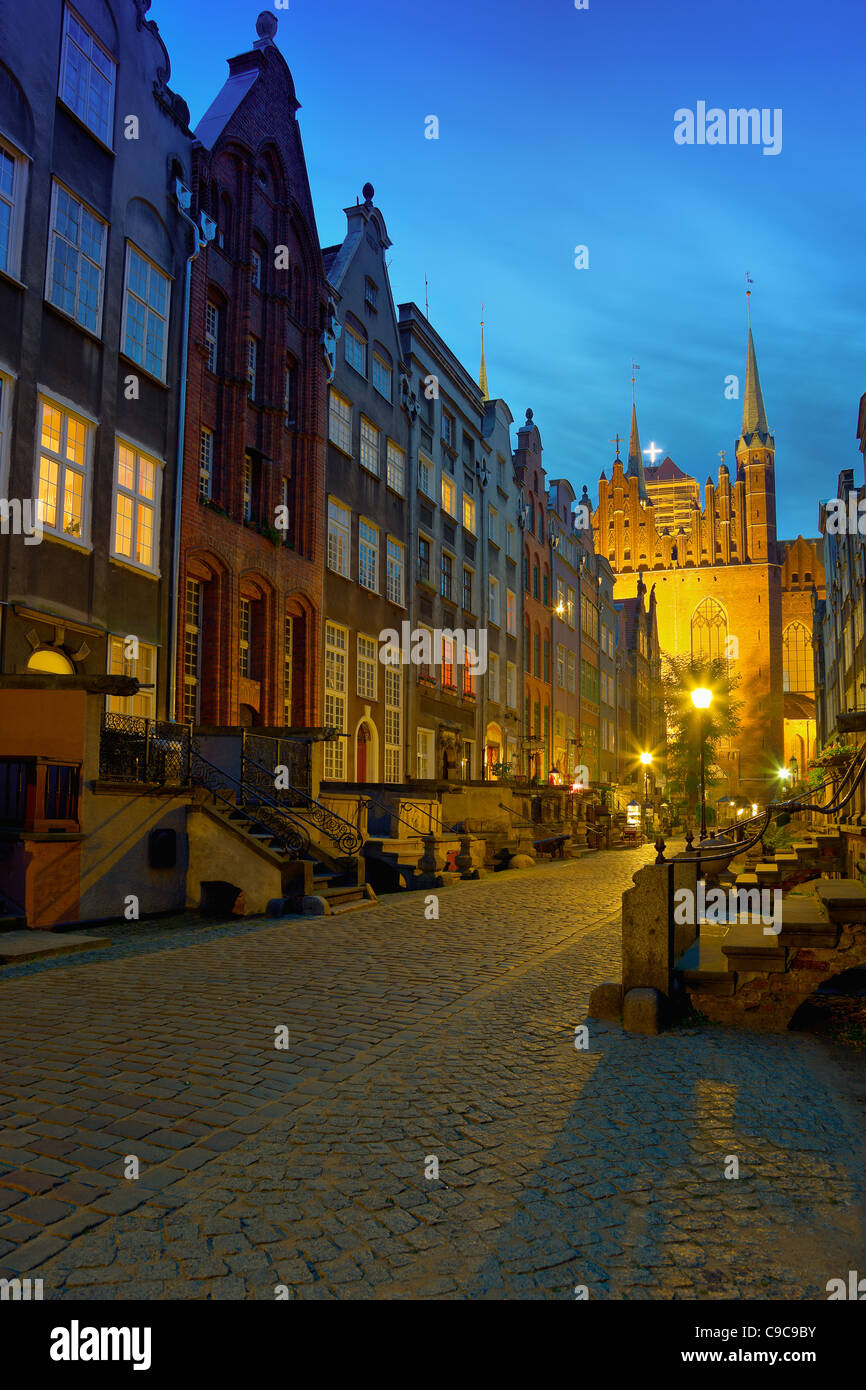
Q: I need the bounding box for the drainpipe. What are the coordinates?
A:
[167,180,213,722]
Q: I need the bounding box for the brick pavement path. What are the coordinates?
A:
[1,847,864,1299]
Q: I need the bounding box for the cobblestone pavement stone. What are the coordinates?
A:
[1,846,864,1300]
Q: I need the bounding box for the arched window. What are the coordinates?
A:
[691,597,727,665]
[783,621,813,693]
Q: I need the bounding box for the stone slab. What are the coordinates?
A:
[0,932,111,963]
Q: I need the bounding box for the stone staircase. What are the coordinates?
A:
[675,870,866,1030]
[192,760,374,918]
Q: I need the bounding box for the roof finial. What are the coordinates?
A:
[745,270,753,328]
[479,302,489,401]
[631,359,640,406]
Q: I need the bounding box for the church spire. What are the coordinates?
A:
[626,378,648,503]
[478,305,489,401]
[741,324,769,441]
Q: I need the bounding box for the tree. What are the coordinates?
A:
[661,655,743,827]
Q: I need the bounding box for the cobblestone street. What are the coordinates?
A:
[1,847,864,1300]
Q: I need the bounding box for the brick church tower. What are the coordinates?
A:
[593,322,786,801]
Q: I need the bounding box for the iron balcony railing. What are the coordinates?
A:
[99,713,191,785]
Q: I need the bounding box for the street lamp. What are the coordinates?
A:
[691,686,713,841]
[640,751,652,826]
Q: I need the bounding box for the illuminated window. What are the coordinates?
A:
[106,636,156,718]
[112,440,160,572]
[36,398,91,545]
[783,621,813,692]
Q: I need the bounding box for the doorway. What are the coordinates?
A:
[356,722,371,782]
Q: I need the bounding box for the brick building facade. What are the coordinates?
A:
[176,14,326,733]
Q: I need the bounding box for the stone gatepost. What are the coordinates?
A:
[591,852,699,1033]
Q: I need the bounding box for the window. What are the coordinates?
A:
[581,595,599,642]
[524,621,530,673]
[324,623,347,780]
[462,494,476,533]
[372,353,392,400]
[106,636,156,719]
[557,643,565,688]
[489,505,498,545]
[247,337,258,397]
[329,388,352,453]
[533,631,540,678]
[384,666,402,782]
[506,661,517,709]
[0,139,26,278]
[37,398,91,544]
[239,598,252,678]
[198,428,213,502]
[463,566,474,612]
[242,454,254,522]
[360,417,380,475]
[345,326,367,376]
[462,661,476,699]
[542,573,549,606]
[691,597,727,665]
[386,440,405,494]
[357,634,377,700]
[59,6,116,145]
[442,634,455,690]
[386,538,405,605]
[359,518,378,592]
[112,441,160,572]
[183,578,201,724]
[506,524,515,561]
[543,637,550,682]
[581,659,599,704]
[364,278,378,311]
[783,621,813,693]
[251,249,262,288]
[556,578,565,612]
[506,589,516,636]
[442,475,456,518]
[417,626,435,683]
[567,587,575,627]
[122,245,170,380]
[327,497,350,576]
[489,575,499,625]
[462,434,474,470]
[533,565,539,600]
[418,535,431,583]
[489,652,500,703]
[205,301,219,372]
[46,182,107,334]
[284,615,293,725]
[419,451,434,498]
[417,728,435,779]
[441,552,454,601]
[441,412,455,449]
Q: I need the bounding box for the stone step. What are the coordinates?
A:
[813,879,866,923]
[776,898,838,949]
[754,863,781,884]
[721,923,789,972]
[0,931,111,963]
[674,936,736,995]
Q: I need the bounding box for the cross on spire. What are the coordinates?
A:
[718,449,726,466]
[609,433,624,458]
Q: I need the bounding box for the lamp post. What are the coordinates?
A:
[691,687,713,841]
[640,751,652,828]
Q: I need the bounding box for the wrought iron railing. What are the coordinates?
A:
[99,713,191,784]
[241,731,312,804]
[241,752,362,856]
[706,754,862,846]
[654,742,866,866]
[189,746,311,859]
[361,790,454,839]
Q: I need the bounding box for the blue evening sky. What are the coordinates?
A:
[155,0,864,541]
